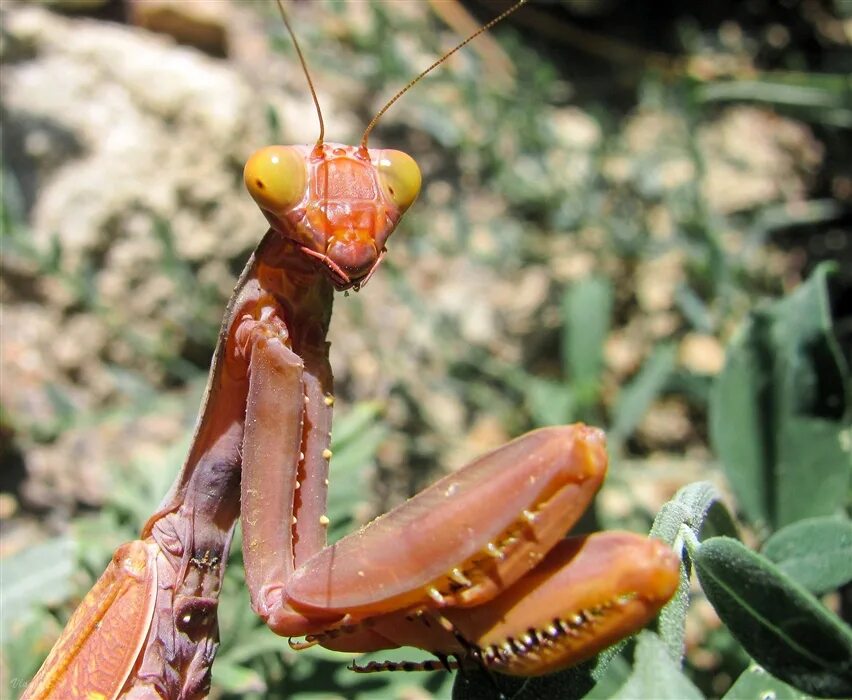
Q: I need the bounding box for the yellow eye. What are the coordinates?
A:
[377,149,421,212]
[244,146,306,214]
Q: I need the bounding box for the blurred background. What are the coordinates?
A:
[1,0,849,698]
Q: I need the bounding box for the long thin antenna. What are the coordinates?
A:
[360,0,529,150]
[275,0,324,147]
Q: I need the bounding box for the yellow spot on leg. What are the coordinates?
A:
[322,448,333,460]
[433,612,455,633]
[427,587,445,605]
[324,394,335,406]
[319,515,330,526]
[485,542,504,559]
[449,568,471,586]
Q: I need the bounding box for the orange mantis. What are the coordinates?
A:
[22,2,679,697]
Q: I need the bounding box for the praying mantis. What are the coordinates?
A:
[22,2,680,697]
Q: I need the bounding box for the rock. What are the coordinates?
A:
[129,0,231,57]
[1,5,270,405]
[699,106,822,214]
[679,333,725,376]
[1,5,274,507]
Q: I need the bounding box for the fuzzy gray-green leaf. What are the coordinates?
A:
[762,516,852,594]
[695,536,852,697]
[611,631,703,700]
[722,664,814,700]
[709,263,851,529]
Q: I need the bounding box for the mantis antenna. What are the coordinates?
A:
[275,0,325,148]
[360,0,529,150]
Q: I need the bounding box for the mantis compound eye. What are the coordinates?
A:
[244,146,307,214]
[377,149,421,212]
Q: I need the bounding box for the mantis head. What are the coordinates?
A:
[244,143,420,290]
[245,0,525,290]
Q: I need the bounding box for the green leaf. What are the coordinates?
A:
[211,661,266,694]
[330,401,385,454]
[694,536,852,697]
[709,263,851,529]
[327,402,387,542]
[609,344,677,451]
[650,481,737,545]
[611,632,703,700]
[762,516,852,594]
[525,376,576,427]
[697,73,852,128]
[723,664,815,700]
[675,284,715,334]
[562,276,613,397]
[583,654,632,699]
[649,482,737,663]
[0,537,75,637]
